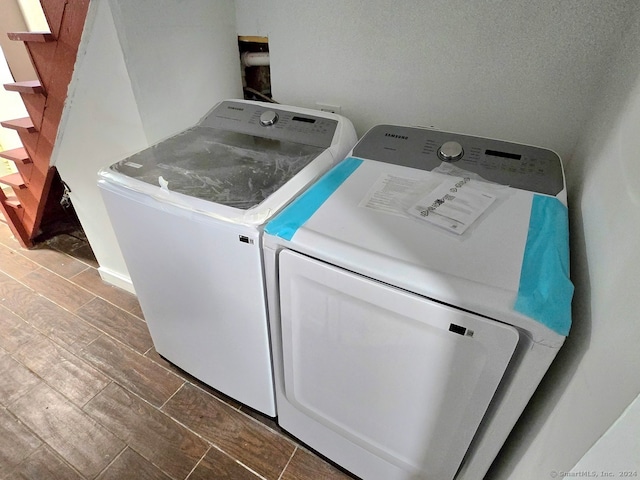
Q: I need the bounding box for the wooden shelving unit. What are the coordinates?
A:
[0,0,89,247]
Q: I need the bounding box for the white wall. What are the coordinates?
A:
[235,0,634,163]
[52,0,242,290]
[16,0,48,31]
[487,4,640,478]
[52,0,148,291]
[107,0,241,143]
[570,392,640,475]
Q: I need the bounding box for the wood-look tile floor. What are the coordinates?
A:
[0,221,355,480]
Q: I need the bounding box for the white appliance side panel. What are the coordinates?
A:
[100,182,275,415]
[279,250,519,479]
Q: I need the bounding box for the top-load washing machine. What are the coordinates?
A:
[262,124,574,479]
[98,100,356,416]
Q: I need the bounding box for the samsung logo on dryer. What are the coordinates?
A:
[227,106,244,111]
[385,133,408,140]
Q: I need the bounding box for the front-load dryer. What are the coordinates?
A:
[262,125,573,479]
[98,100,357,416]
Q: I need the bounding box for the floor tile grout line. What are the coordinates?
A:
[278,446,298,480]
[159,379,187,411]
[143,349,245,414]
[68,263,92,279]
[175,376,298,443]
[6,340,112,418]
[0,241,40,265]
[13,243,93,281]
[2,247,144,324]
[0,267,150,361]
[3,339,55,407]
[66,265,99,285]
[79,383,205,480]
[73,294,99,313]
[4,319,202,479]
[3,392,88,480]
[28,443,89,480]
[2,288,180,441]
[153,388,231,447]
[0,225,141,322]
[91,442,128,480]
[208,443,270,480]
[184,444,212,480]
[79,331,186,389]
[1,296,148,389]
[79,379,115,411]
[81,377,212,456]
[49,272,138,321]
[0,264,97,322]
[0,300,112,397]
[2,382,45,428]
[130,385,276,479]
[61,315,150,360]
[83,375,277,480]
[66,267,145,321]
[2,287,175,410]
[1,229,144,339]
[169,374,241,411]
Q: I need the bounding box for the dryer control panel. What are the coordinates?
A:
[352,125,564,196]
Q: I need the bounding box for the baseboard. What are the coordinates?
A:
[98,265,136,294]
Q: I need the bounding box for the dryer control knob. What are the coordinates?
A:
[438,141,464,162]
[259,110,279,126]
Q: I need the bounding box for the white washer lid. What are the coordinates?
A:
[104,127,325,210]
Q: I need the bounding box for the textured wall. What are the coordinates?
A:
[236,0,635,163]
[108,0,242,144]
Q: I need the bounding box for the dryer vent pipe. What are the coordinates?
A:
[241,52,270,67]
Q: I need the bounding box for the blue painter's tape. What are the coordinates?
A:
[515,195,574,336]
[265,157,363,241]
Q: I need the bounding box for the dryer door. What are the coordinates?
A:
[279,250,519,479]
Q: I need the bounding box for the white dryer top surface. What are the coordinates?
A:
[265,157,572,344]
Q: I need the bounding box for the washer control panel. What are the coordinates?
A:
[200,100,338,148]
[352,124,564,196]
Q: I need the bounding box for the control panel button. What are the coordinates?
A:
[259,110,279,126]
[438,141,464,162]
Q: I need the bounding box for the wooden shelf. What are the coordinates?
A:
[0,147,31,164]
[0,173,27,189]
[7,31,55,42]
[0,117,36,133]
[4,80,45,95]
[4,196,22,209]
[0,1,89,248]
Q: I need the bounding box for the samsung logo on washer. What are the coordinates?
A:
[385,133,409,140]
[227,106,244,111]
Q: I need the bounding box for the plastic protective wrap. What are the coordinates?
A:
[109,126,324,210]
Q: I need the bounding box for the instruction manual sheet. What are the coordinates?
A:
[359,173,496,234]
